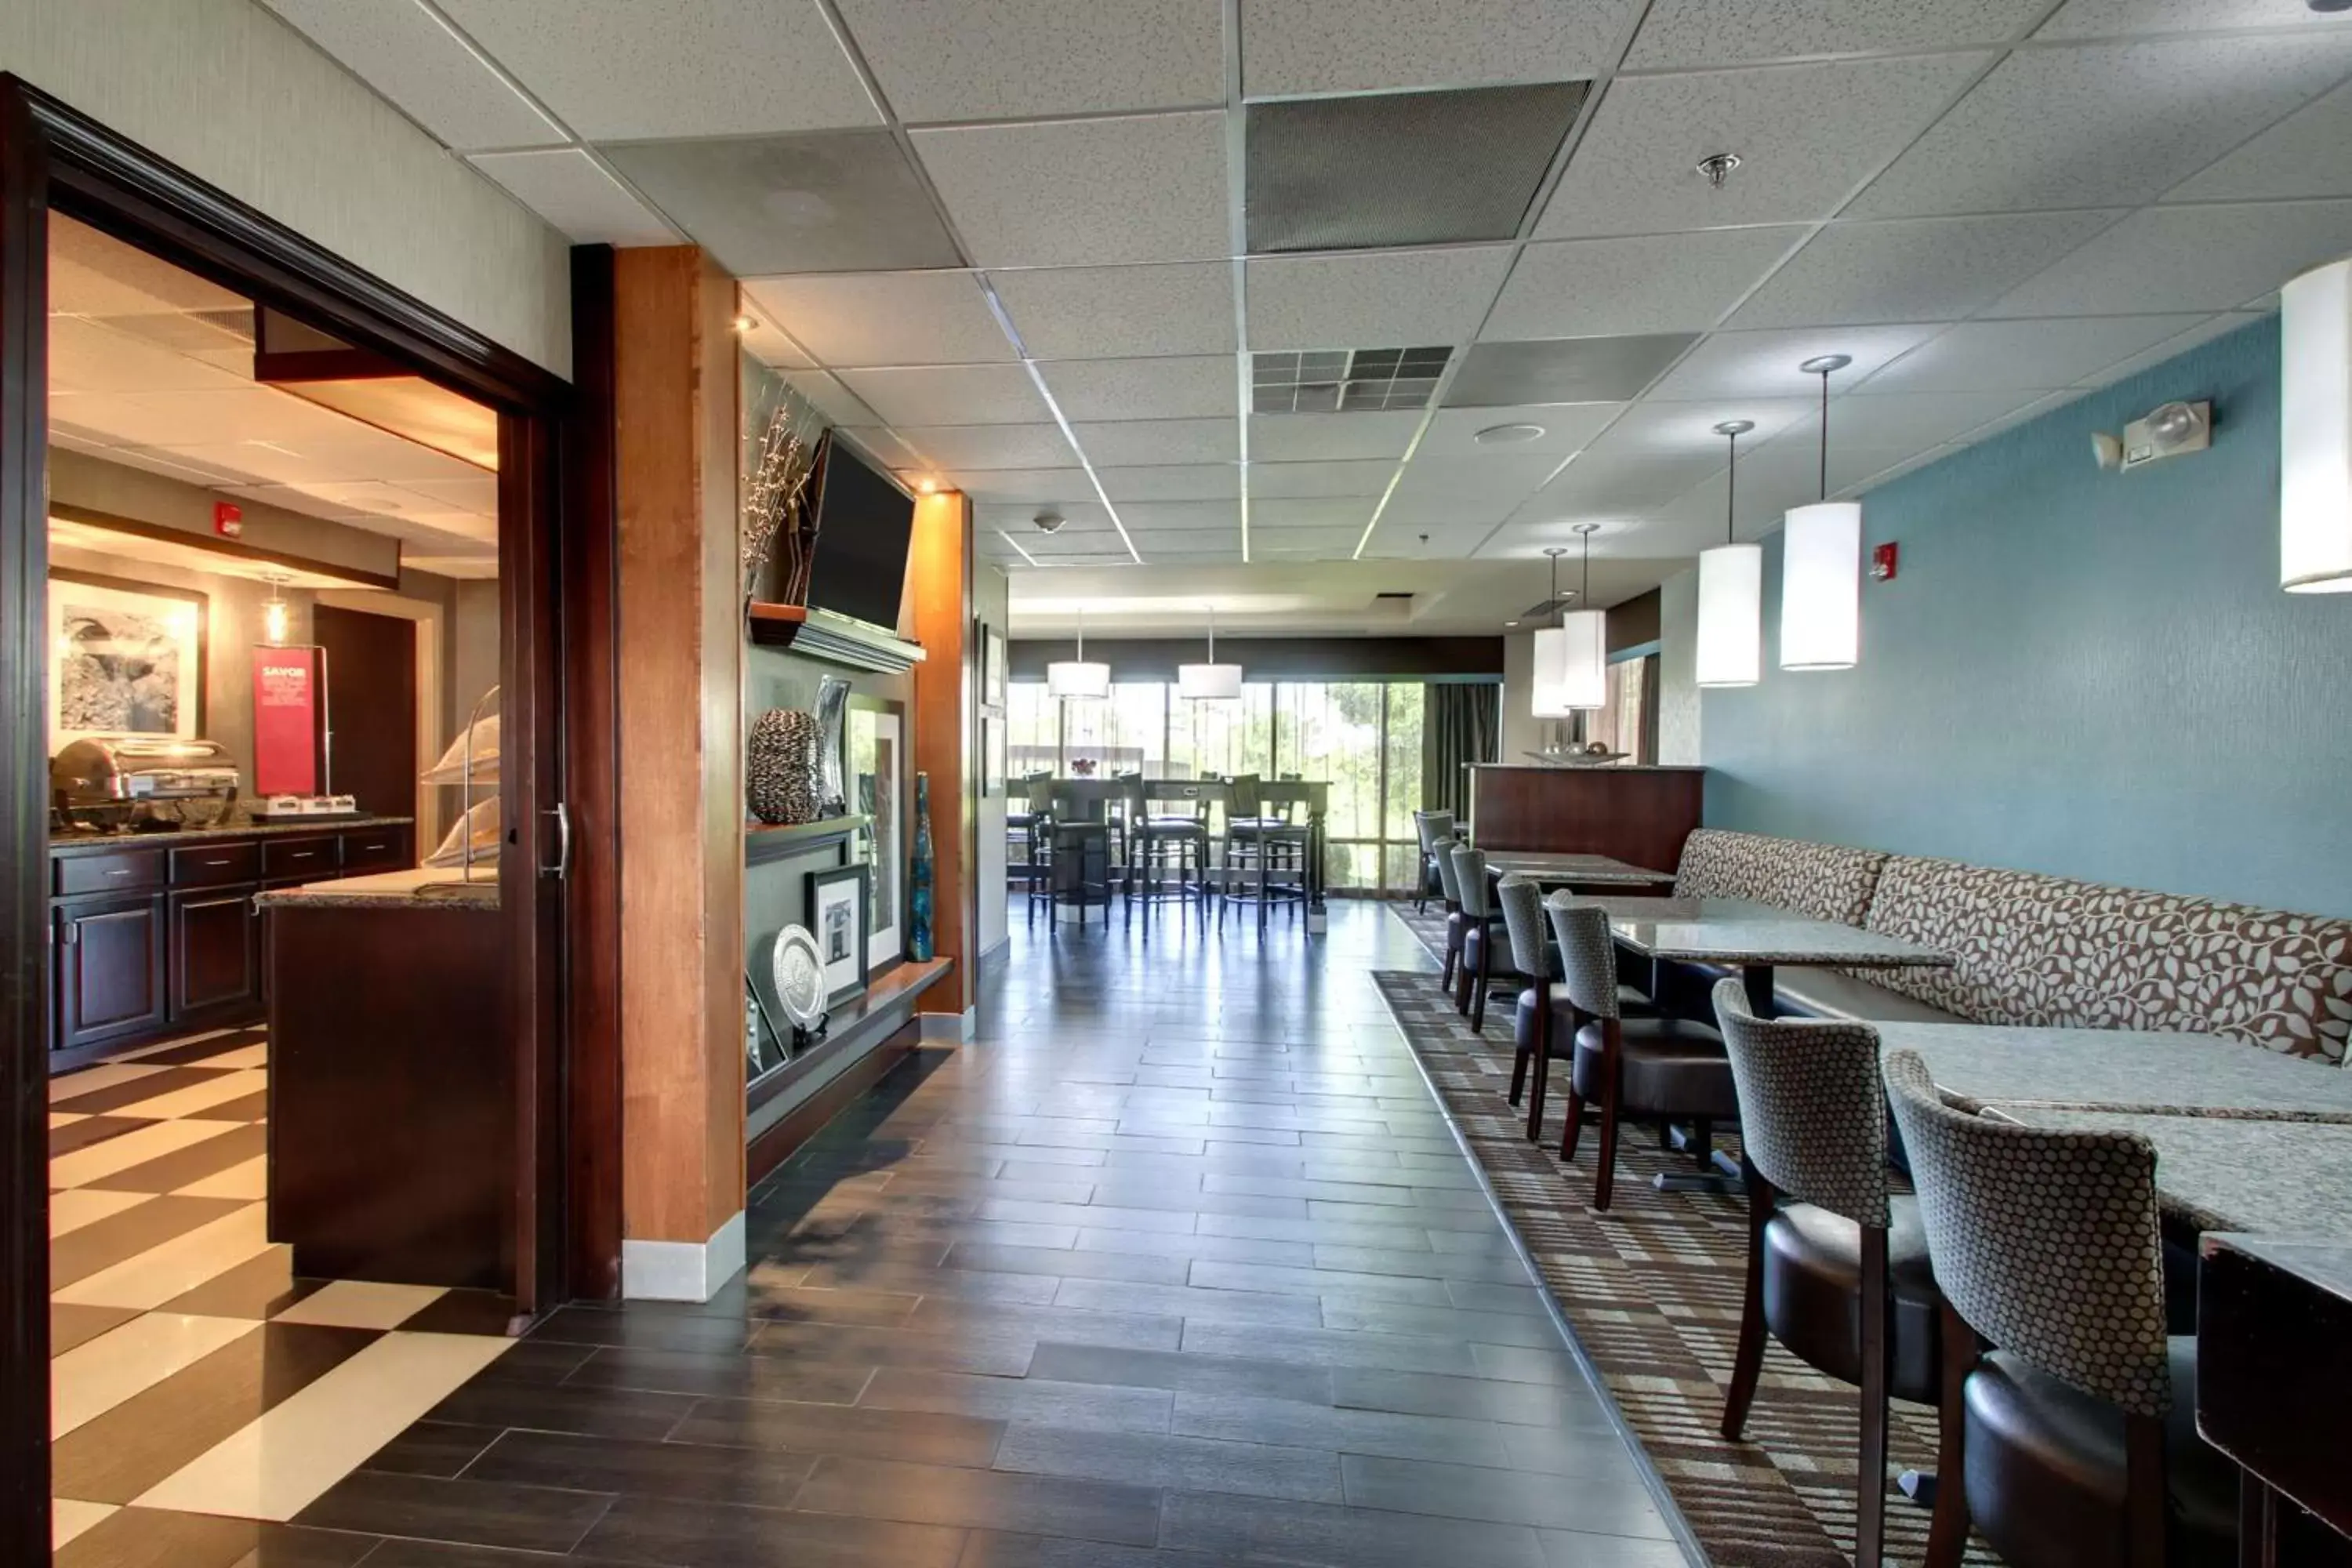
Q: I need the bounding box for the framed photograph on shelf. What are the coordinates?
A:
[48,568,208,750]
[806,864,870,1005]
[847,697,905,964]
[982,622,1007,709]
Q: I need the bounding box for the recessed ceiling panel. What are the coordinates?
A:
[1856,316,2211,394]
[1980,201,2352,317]
[2036,0,2352,40]
[1249,412,1423,463]
[991,263,1238,359]
[1444,335,1697,408]
[1241,0,1638,97]
[1250,524,1364,558]
[1097,464,1243,501]
[1245,248,1513,352]
[887,423,1076,470]
[1419,403,1621,457]
[1624,0,2049,69]
[1483,229,1806,339]
[603,131,960,274]
[951,469,1100,504]
[1727,211,2121,328]
[1646,324,1945,401]
[260,0,565,151]
[834,365,1051,426]
[915,113,1229,267]
[1037,357,1238,422]
[1246,84,1585,253]
[2165,78,2352,205]
[1073,419,1240,466]
[740,272,1013,367]
[1246,459,1398,498]
[1119,501,1242,532]
[466,150,679,245]
[839,0,1225,122]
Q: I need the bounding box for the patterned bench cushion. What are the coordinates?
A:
[1672,829,1888,927]
[1860,855,2352,1062]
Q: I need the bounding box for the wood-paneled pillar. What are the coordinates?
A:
[910,489,978,1027]
[612,246,746,1298]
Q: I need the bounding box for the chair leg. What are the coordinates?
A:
[1720,1158,1773,1442]
[1454,942,1474,1014]
[1592,1051,1622,1212]
[1559,1090,1584,1162]
[1924,1301,1976,1568]
[1857,1226,1890,1568]
[1441,932,1457,991]
[1522,1000,1548,1138]
[1508,1006,1532,1106]
[1469,943,1491,1032]
[2125,1414,2167,1568]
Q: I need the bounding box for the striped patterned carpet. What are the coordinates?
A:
[47,1025,517,1561]
[1379,907,1996,1568]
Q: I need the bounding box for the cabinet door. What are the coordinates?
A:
[169,885,263,1028]
[55,893,169,1052]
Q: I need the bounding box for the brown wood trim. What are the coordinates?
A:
[746,1021,920,1186]
[744,815,868,869]
[49,500,403,591]
[909,492,975,1012]
[1008,635,1505,681]
[562,245,623,1304]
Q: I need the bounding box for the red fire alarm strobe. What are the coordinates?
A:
[212,501,244,539]
[1871,542,1898,581]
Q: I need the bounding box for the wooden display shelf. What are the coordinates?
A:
[745,956,953,1181]
[745,814,868,868]
[746,601,926,674]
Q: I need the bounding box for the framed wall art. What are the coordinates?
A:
[804,863,870,1005]
[982,622,1007,710]
[48,568,207,750]
[847,696,905,964]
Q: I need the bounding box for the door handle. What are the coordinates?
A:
[542,803,572,880]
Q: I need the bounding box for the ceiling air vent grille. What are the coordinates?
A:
[1253,347,1450,415]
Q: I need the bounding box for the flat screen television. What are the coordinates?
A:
[804,436,916,633]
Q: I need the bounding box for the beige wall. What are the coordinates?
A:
[0,0,571,375]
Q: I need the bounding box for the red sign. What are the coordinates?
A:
[253,647,318,796]
[212,501,243,538]
[1871,542,1900,582]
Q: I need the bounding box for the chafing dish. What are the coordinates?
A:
[50,735,241,832]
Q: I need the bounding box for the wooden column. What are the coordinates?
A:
[909,490,977,1022]
[611,246,746,1296]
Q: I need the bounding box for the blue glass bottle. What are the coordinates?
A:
[909,770,935,962]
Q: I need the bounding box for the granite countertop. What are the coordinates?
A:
[1563,895,1953,969]
[254,866,499,910]
[1996,1109,2352,1237]
[52,814,413,852]
[2205,1234,2352,1303]
[1484,852,1674,884]
[1878,1023,2352,1123]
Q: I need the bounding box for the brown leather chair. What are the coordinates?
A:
[1712,981,1958,1567]
[1543,895,1730,1210]
[1883,1051,2238,1568]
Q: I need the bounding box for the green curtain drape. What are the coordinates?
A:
[1421,682,1498,817]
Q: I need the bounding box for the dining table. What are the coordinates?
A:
[1482,851,1673,888]
[1573,894,1957,1014]
[1875,1022,2352,1124]
[1983,1106,2352,1238]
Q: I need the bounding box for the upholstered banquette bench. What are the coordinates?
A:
[1666,828,2352,1064]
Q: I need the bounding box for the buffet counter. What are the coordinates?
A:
[1465,764,1704,874]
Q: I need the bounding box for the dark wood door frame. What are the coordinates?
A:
[0,75,614,1562]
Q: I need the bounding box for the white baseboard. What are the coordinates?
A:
[621,1210,745,1301]
[920,1007,977,1042]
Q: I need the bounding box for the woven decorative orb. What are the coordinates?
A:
[748,708,822,825]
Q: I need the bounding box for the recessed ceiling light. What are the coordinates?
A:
[729,313,759,333]
[1474,423,1545,445]
[916,477,937,495]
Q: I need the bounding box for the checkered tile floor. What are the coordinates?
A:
[46,1026,517,1559]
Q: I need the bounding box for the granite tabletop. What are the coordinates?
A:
[1877,1023,2352,1123]
[2203,1234,2352,1303]
[52,814,413,852]
[1552,894,1955,970]
[1485,852,1674,885]
[1991,1109,2352,1237]
[254,866,499,910]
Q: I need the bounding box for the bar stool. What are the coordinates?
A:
[1884,1051,2238,1568]
[1007,770,1050,895]
[1121,775,1207,922]
[1045,809,1113,929]
[1020,774,1058,926]
[1711,981,1957,1568]
[1219,772,1310,934]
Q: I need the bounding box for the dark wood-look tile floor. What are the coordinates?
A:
[67,905,1693,1566]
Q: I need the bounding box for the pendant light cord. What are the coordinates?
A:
[1580,528,1592,603]
[1726,430,1739,546]
[1817,367,1830,502]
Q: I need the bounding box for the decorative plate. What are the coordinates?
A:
[771,924,827,1029]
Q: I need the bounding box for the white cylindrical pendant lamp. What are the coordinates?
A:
[1047,658,1109,700]
[1177,662,1242,700]
[2282,258,2352,593]
[1531,611,1607,713]
[1697,542,1762,688]
[1780,501,1863,670]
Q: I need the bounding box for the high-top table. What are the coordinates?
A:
[1570,894,1955,1013]
[1031,778,1330,930]
[1482,851,1672,888]
[1875,1022,2352,1124]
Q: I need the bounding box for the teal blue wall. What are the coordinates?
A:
[1702,317,2352,919]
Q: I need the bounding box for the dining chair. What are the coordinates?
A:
[1411,809,1457,914]
[1503,879,1657,1143]
[1119,775,1207,921]
[1544,895,1731,1211]
[1431,834,1471,992]
[1450,845,1517,1029]
[1711,981,1956,1568]
[1882,1051,2238,1568]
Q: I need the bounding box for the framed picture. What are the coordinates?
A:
[48,569,208,750]
[982,622,1007,710]
[984,713,1006,796]
[805,864,869,1005]
[848,698,905,964]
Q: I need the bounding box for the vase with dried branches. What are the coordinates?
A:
[742,390,826,608]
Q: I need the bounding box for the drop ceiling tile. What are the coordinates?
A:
[2165,78,2352,204]
[838,0,1224,122]
[1252,497,1380,529]
[1250,525,1364,558]
[1983,201,2352,317]
[1537,55,1988,239]
[1119,501,1242,532]
[839,426,926,473]
[1809,390,2042,448]
[1392,453,1563,508]
[953,468,1101,504]
[1038,357,1238,422]
[46,319,252,395]
[836,365,1051,426]
[260,0,564,151]
[1375,489,1527,529]
[740,272,1013,366]
[1244,248,1515,353]
[601,131,960,274]
[1599,397,1816,454]
[1240,0,1642,96]
[1073,419,1240,466]
[1132,530,1240,557]
[1624,0,2051,69]
[784,371,883,428]
[978,500,1112,532]
[1483,230,1806,340]
[1857,316,2212,394]
[1446,335,1697,407]
[741,325,815,370]
[1098,464,1243,501]
[466,150,681,245]
[889,423,1077,470]
[1246,459,1399,499]
[992,263,1238,359]
[1727,211,2122,328]
[1647,325,1944,401]
[47,387,340,449]
[437,0,878,139]
[915,113,1228,268]
[1847,34,2352,219]
[1529,447,1727,518]
[1418,403,1621,458]
[2036,0,2352,38]
[1248,412,1423,463]
[2071,313,2266,387]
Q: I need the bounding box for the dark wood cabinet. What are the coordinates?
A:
[169,885,262,1027]
[54,892,169,1052]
